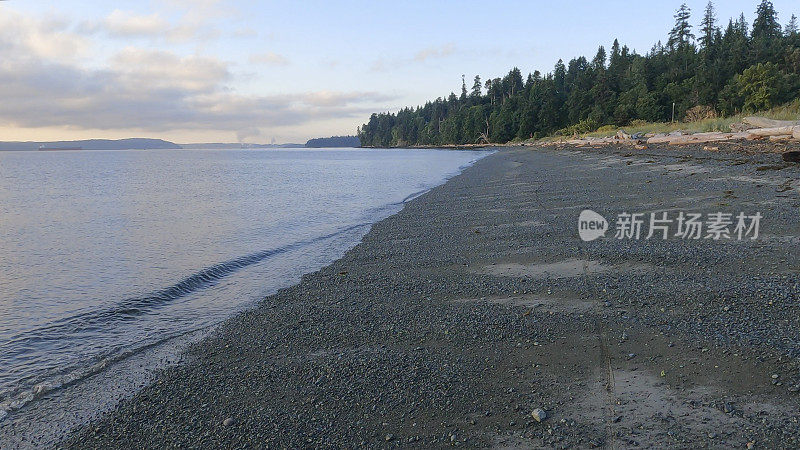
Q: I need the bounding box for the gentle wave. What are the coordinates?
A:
[0,222,370,421]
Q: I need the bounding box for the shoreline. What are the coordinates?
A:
[0,149,489,448]
[364,138,800,155]
[62,145,800,448]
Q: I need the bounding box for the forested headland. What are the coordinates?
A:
[305,136,361,148]
[358,1,800,147]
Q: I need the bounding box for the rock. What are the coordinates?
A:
[783,151,800,163]
[222,417,235,426]
[531,408,547,422]
[723,402,735,414]
[385,434,394,442]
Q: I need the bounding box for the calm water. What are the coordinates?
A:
[0,147,489,441]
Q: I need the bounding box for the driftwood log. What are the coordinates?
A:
[747,125,800,137]
[769,135,795,141]
[646,132,750,145]
[554,116,800,148]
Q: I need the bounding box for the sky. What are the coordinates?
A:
[1,0,798,144]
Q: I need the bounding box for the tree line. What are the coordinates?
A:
[305,136,360,148]
[358,1,800,147]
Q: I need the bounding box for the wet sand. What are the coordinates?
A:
[59,144,800,448]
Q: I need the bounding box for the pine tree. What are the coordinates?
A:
[736,13,749,35]
[470,75,482,98]
[699,1,718,51]
[786,14,798,36]
[752,0,781,40]
[752,0,781,63]
[668,3,695,50]
[592,46,607,70]
[356,2,800,147]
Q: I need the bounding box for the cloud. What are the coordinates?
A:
[0,11,90,63]
[0,7,400,142]
[111,47,229,91]
[301,91,394,108]
[79,9,219,42]
[0,10,393,137]
[413,43,455,62]
[100,10,170,37]
[371,43,456,72]
[249,52,290,66]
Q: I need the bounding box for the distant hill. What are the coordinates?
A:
[180,143,305,149]
[305,136,360,148]
[0,138,181,151]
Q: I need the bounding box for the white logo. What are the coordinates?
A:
[577,210,762,242]
[578,210,608,242]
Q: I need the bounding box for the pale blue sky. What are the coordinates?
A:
[1,0,797,143]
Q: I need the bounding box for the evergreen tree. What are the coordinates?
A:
[470,75,482,98]
[668,4,695,50]
[752,0,781,40]
[592,46,607,69]
[752,1,782,62]
[785,14,798,36]
[357,1,800,147]
[699,1,718,50]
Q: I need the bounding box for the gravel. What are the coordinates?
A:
[58,144,800,448]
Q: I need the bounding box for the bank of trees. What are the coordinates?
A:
[358,1,800,147]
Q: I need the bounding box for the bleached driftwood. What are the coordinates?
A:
[566,137,617,146]
[742,117,800,128]
[747,126,800,137]
[555,118,800,149]
[646,132,749,145]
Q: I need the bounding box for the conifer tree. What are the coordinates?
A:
[357,2,800,147]
[785,14,798,36]
[699,1,718,51]
[668,3,695,50]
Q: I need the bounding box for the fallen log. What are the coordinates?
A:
[646,132,748,145]
[743,117,800,128]
[747,125,800,137]
[769,135,794,141]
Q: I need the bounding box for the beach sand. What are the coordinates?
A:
[61,145,800,448]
